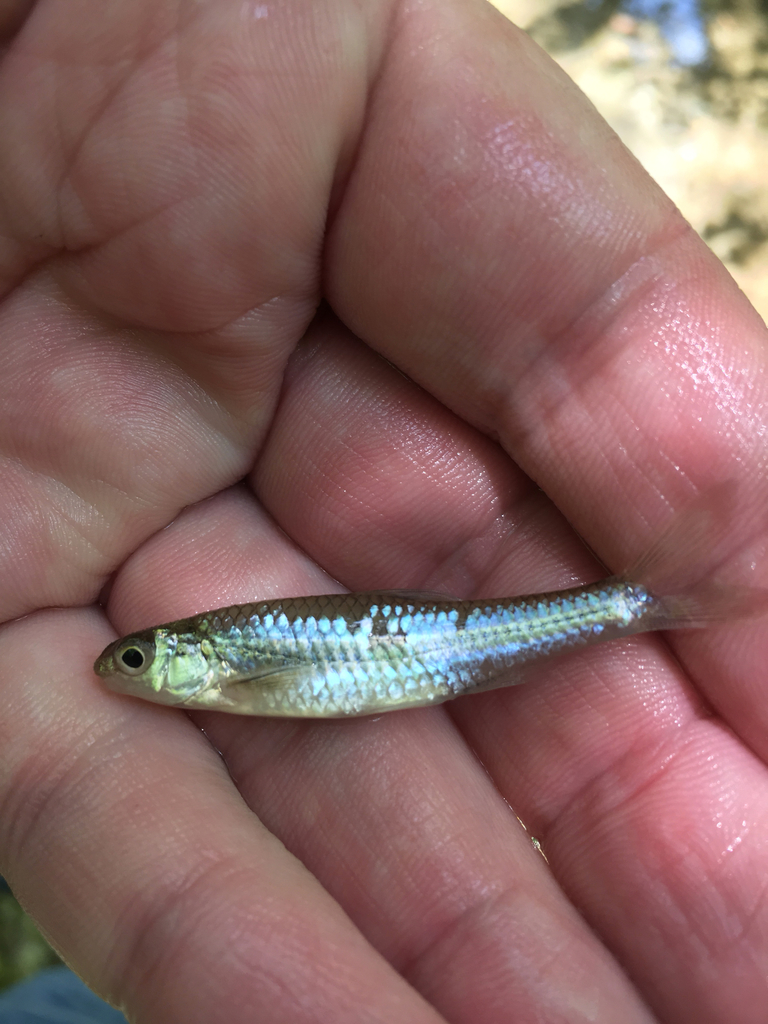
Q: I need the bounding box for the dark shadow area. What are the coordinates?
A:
[703,202,768,264]
[528,0,624,52]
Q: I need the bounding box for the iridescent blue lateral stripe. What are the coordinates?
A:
[167,580,660,716]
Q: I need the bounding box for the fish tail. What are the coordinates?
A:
[622,481,768,629]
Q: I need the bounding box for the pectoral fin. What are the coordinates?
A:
[215,662,321,716]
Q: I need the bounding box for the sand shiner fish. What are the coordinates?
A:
[95,486,767,717]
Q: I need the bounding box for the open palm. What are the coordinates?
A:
[2,1,767,1022]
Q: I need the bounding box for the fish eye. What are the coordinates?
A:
[115,639,155,676]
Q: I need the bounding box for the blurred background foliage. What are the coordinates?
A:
[2,0,767,998]
[492,0,768,321]
[0,881,59,993]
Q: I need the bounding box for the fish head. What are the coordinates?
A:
[95,628,215,706]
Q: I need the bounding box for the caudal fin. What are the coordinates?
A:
[623,482,768,629]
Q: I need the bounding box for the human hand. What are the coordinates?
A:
[1,2,767,1022]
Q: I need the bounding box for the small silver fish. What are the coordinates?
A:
[95,487,766,717]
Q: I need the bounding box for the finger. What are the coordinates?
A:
[0,606,447,1024]
[251,314,768,1023]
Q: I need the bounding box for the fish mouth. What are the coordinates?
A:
[94,640,119,679]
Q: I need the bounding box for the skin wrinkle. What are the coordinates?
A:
[494,229,696,464]
[0,490,122,619]
[0,630,157,843]
[2,12,201,281]
[20,4,348,327]
[0,318,235,482]
[113,853,256,1009]
[0,716,110,881]
[401,884,652,1024]
[58,49,233,278]
[399,883,542,985]
[51,57,134,250]
[117,848,441,1024]
[553,721,697,848]
[544,720,768,958]
[0,308,266,617]
[230,723,539,970]
[447,624,708,817]
[734,873,768,953]
[0,472,202,617]
[0,220,53,302]
[63,189,203,267]
[483,113,621,242]
[652,316,765,448]
[255,327,527,590]
[316,736,500,930]
[10,30,179,251]
[7,465,121,556]
[644,839,758,963]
